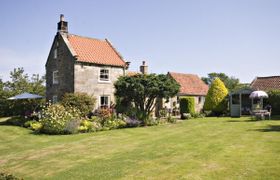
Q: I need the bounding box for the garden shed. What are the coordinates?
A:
[230,88,253,117]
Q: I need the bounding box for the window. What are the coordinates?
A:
[99,69,109,81]
[100,96,110,108]
[198,96,202,104]
[52,95,58,103]
[232,94,240,105]
[53,71,59,84]
[54,48,57,59]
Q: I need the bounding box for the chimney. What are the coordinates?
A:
[140,61,148,74]
[57,14,68,33]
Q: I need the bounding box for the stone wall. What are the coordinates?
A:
[74,63,125,109]
[46,33,75,102]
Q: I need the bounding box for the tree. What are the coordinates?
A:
[0,67,45,116]
[204,78,228,115]
[114,74,180,124]
[202,72,239,92]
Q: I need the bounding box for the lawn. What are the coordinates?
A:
[0,116,280,180]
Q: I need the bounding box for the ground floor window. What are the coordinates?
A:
[52,95,58,103]
[100,95,110,108]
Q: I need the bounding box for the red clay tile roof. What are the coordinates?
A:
[67,34,126,67]
[169,72,209,96]
[250,76,280,91]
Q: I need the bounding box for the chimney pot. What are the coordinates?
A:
[60,14,65,21]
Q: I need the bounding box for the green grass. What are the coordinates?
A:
[0,116,280,179]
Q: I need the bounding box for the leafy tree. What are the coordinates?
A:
[202,72,239,92]
[204,78,228,115]
[0,67,45,116]
[114,74,180,124]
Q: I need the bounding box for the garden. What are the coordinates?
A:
[1,116,280,179]
[1,69,280,179]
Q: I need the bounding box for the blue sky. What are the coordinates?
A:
[0,0,279,83]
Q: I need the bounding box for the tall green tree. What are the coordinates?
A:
[114,74,180,124]
[204,78,228,115]
[202,72,239,92]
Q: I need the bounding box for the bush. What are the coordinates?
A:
[78,120,95,133]
[167,116,177,123]
[267,90,280,115]
[30,121,42,132]
[61,93,96,117]
[181,113,192,120]
[0,172,22,180]
[180,96,195,118]
[39,104,81,134]
[24,120,37,128]
[204,78,228,115]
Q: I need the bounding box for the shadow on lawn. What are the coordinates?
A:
[227,116,280,123]
[0,116,26,126]
[227,119,261,123]
[253,125,280,132]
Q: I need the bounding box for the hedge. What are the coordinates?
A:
[267,90,280,115]
[180,96,195,116]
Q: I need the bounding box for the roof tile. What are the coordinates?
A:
[67,34,126,67]
[169,72,209,96]
[250,76,280,91]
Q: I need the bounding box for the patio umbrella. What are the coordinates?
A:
[8,92,43,100]
[249,91,268,99]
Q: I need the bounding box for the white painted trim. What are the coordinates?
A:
[53,70,59,84]
[98,67,111,83]
[99,95,110,108]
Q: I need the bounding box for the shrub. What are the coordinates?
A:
[103,118,127,129]
[65,119,81,134]
[124,117,142,127]
[0,172,21,180]
[39,104,81,134]
[96,108,111,124]
[61,93,96,117]
[78,120,95,133]
[181,113,192,120]
[180,96,195,118]
[267,90,280,115]
[30,121,42,132]
[24,120,35,128]
[167,116,177,123]
[204,78,228,115]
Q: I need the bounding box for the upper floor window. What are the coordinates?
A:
[99,68,110,82]
[53,71,59,84]
[54,48,57,59]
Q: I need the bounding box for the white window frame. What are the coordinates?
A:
[98,68,110,82]
[52,95,58,103]
[54,48,57,59]
[53,71,59,84]
[100,95,110,108]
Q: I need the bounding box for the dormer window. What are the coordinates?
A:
[53,71,59,84]
[99,68,110,82]
[54,48,57,59]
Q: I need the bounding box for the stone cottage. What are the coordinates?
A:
[45,15,128,109]
[167,72,209,113]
